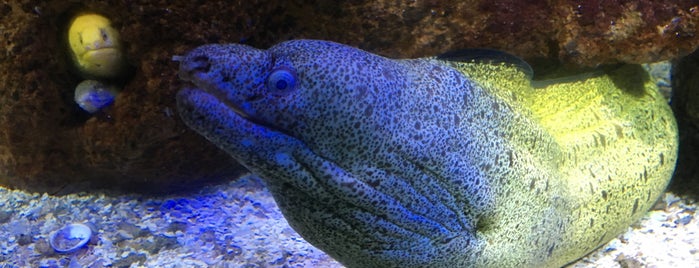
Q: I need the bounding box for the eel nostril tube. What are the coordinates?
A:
[177,55,212,81]
[189,55,212,73]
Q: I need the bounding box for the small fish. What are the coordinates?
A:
[175,40,677,267]
[74,79,119,113]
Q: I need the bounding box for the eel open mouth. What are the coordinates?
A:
[175,85,301,145]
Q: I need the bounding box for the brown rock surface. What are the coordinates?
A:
[284,0,699,65]
[1,1,697,194]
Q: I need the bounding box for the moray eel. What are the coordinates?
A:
[68,13,128,79]
[175,40,678,267]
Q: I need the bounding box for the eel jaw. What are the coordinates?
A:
[176,87,479,267]
[175,87,310,173]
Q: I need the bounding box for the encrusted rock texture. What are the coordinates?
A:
[0,0,698,193]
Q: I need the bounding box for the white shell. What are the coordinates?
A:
[49,223,92,254]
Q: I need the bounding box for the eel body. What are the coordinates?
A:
[175,40,678,267]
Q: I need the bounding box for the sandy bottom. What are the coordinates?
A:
[0,174,696,267]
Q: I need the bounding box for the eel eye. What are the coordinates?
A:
[266,66,297,94]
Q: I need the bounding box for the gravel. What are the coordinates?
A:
[0,173,696,267]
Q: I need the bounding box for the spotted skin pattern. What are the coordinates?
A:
[175,40,678,267]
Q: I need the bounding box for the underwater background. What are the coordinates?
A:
[1,1,699,267]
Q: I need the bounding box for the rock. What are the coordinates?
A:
[111,252,147,268]
[0,2,248,194]
[1,1,697,194]
[0,210,12,224]
[615,253,644,268]
[142,235,178,255]
[293,1,699,66]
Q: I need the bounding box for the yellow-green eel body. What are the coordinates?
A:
[175,40,678,267]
